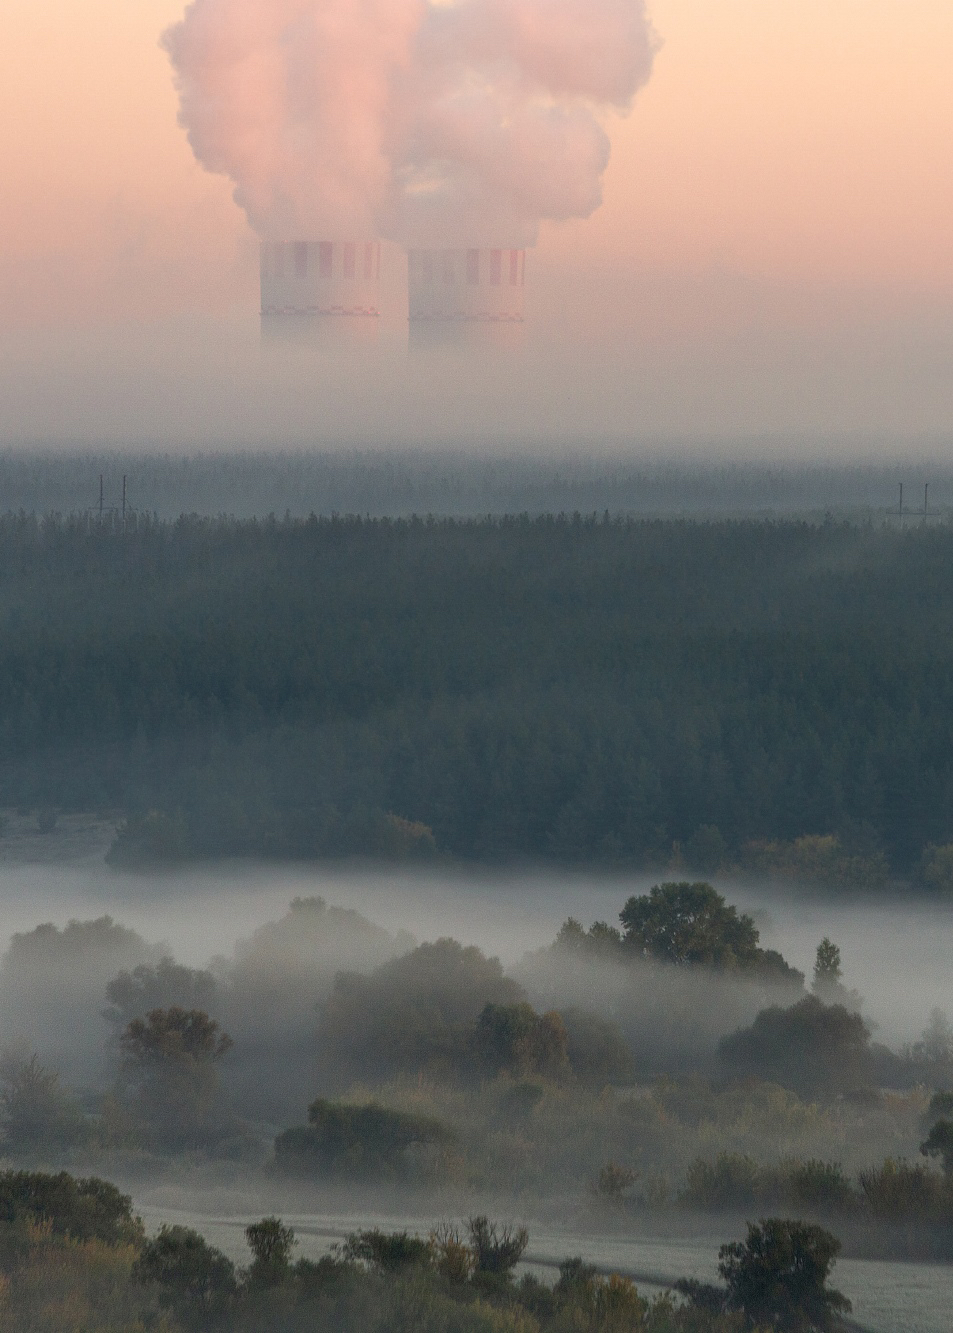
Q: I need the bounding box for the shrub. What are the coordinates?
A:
[920,842,953,895]
[378,813,438,860]
[741,834,888,890]
[467,1216,529,1278]
[778,1160,856,1215]
[596,1162,639,1204]
[683,1154,762,1211]
[274,1099,449,1181]
[320,939,524,1084]
[344,1228,434,1273]
[475,1004,570,1081]
[857,1158,946,1223]
[684,825,729,874]
[560,1008,634,1088]
[133,1224,236,1330]
[0,1170,143,1248]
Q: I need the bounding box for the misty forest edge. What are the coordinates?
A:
[1,510,953,885]
[4,501,953,1328]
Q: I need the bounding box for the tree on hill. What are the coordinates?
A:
[620,882,802,983]
[811,939,861,1010]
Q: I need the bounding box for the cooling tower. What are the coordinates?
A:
[260,241,381,316]
[407,248,525,322]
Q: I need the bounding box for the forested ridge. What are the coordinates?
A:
[2,510,953,871]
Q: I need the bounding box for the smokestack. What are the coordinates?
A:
[165,0,656,329]
[407,248,525,323]
[260,241,381,317]
[406,247,526,350]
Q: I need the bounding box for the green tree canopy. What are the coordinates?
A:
[718,1217,851,1332]
[619,882,797,977]
[719,996,872,1099]
[118,1007,234,1148]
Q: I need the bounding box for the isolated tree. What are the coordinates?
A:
[811,939,858,1009]
[620,882,762,969]
[0,1046,85,1152]
[812,940,842,996]
[718,1218,852,1332]
[119,1007,233,1148]
[246,1216,297,1285]
[908,1008,953,1082]
[921,1119,953,1177]
[133,1224,237,1330]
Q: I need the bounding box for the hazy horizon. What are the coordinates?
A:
[2,0,951,450]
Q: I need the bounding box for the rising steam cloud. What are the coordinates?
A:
[163,0,657,247]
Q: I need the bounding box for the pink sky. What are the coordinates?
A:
[3,0,951,316]
[0,0,951,445]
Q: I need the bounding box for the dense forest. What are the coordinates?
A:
[2,510,953,872]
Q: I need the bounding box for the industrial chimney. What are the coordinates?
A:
[407,247,525,323]
[260,241,381,316]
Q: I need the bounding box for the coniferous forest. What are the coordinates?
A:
[1,509,952,877]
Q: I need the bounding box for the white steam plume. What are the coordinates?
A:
[163,0,657,247]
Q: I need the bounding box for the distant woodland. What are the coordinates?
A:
[2,510,953,875]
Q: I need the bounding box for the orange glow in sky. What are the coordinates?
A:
[2,0,951,328]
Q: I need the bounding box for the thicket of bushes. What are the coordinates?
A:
[0,1166,853,1333]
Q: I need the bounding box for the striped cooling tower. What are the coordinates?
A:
[407,248,526,322]
[260,241,382,316]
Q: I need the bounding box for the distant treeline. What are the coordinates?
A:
[3,511,953,871]
[0,450,945,519]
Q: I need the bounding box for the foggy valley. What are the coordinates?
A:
[0,484,950,1329]
[2,0,953,1325]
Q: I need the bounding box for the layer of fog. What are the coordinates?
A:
[0,860,949,1051]
[2,256,952,449]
